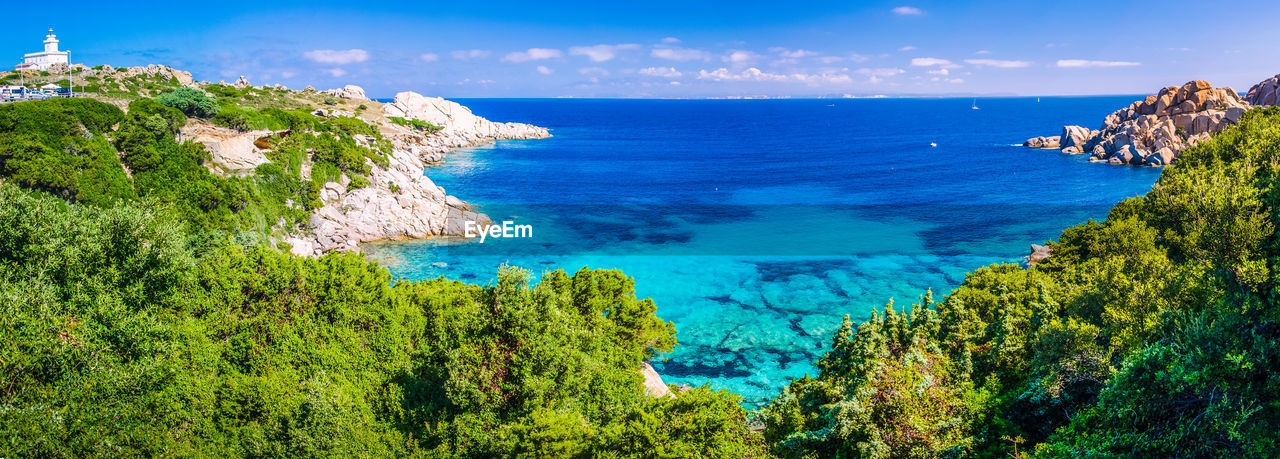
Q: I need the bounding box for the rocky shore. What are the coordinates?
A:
[1024,74,1280,166]
[292,90,550,255]
[164,74,550,256]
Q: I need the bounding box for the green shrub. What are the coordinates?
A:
[156,87,219,118]
[389,116,443,133]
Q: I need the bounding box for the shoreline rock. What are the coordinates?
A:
[1023,79,1254,166]
[641,362,675,398]
[1247,74,1280,107]
[164,81,551,256]
[1026,244,1053,265]
[301,90,550,255]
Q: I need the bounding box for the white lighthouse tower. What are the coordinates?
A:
[23,29,69,70]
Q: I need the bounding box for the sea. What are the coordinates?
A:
[362,97,1163,408]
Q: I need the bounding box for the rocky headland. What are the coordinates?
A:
[1024,75,1279,166]
[1024,80,1254,166]
[87,66,556,256]
[1247,73,1280,106]
[294,91,549,255]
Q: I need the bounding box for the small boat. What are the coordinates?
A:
[971,98,980,110]
[930,142,937,147]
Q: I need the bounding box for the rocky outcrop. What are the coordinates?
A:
[1027,244,1053,265]
[72,64,197,88]
[1059,125,1097,154]
[641,362,675,398]
[326,84,368,101]
[179,121,278,175]
[301,93,551,254]
[382,92,551,141]
[1022,136,1060,148]
[1247,74,1280,106]
[1024,80,1249,166]
[305,136,491,253]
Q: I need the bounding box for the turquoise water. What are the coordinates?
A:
[363,98,1163,406]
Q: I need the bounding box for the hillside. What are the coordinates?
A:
[0,64,547,256]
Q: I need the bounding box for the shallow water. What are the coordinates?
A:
[364,97,1163,407]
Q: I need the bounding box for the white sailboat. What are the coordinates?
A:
[971,98,980,110]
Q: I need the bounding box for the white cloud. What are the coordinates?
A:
[652,47,712,61]
[722,50,760,65]
[928,68,949,75]
[303,49,369,65]
[769,47,818,58]
[892,6,924,15]
[323,68,347,77]
[964,58,1031,68]
[579,67,610,76]
[697,67,851,84]
[798,73,854,84]
[825,53,871,64]
[419,53,439,62]
[662,37,681,44]
[698,67,784,82]
[949,78,965,83]
[451,49,492,60]
[569,44,641,62]
[910,57,959,68]
[975,50,991,55]
[670,81,681,85]
[1056,59,1140,68]
[536,65,554,75]
[639,66,683,78]
[856,68,905,78]
[280,71,297,78]
[899,46,917,51]
[502,48,564,63]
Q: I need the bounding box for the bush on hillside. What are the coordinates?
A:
[156,87,219,118]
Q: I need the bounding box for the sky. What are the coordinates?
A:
[6,0,1280,98]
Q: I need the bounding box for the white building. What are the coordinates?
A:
[23,29,69,70]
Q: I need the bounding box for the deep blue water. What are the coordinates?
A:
[363,97,1162,407]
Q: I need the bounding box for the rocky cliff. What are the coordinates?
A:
[290,91,550,255]
[1024,80,1250,166]
[382,92,551,141]
[1247,74,1280,107]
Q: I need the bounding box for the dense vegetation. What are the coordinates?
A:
[0,94,393,247]
[761,107,1280,457]
[0,185,763,456]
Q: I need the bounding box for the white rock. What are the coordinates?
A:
[641,362,674,398]
[178,121,276,174]
[327,84,368,101]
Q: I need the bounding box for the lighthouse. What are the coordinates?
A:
[23,29,70,71]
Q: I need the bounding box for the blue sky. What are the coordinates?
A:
[6,0,1280,98]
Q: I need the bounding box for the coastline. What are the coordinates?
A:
[295,90,549,255]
